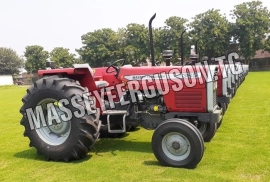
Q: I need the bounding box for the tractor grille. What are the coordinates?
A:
[175,91,202,108]
[213,90,217,107]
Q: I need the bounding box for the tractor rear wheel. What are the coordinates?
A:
[152,119,204,169]
[19,75,101,162]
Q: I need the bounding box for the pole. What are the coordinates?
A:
[149,13,156,66]
[180,29,186,65]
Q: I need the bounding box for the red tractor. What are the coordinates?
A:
[19,14,222,168]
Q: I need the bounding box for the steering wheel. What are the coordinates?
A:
[106,59,126,75]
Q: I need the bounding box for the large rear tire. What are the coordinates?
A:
[20,76,101,162]
[152,119,204,169]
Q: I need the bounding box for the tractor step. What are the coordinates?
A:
[103,110,128,133]
[102,110,128,115]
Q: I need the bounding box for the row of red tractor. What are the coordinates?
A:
[20,14,249,169]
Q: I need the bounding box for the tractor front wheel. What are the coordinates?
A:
[152,119,204,169]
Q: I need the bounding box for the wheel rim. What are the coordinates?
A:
[161,132,191,161]
[35,98,71,146]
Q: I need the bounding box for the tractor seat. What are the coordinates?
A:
[73,63,109,88]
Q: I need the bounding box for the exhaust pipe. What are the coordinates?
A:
[195,39,199,54]
[180,29,186,65]
[149,13,156,67]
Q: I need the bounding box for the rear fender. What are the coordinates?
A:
[38,67,105,110]
[38,68,97,91]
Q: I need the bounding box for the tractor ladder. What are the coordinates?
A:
[102,110,128,133]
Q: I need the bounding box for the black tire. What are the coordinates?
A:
[197,122,217,142]
[216,102,225,129]
[165,118,204,159]
[218,102,226,115]
[217,103,227,129]
[152,119,204,169]
[19,75,101,162]
[217,119,222,129]
[222,102,227,115]
[231,88,235,98]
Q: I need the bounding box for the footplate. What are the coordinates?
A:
[102,110,128,115]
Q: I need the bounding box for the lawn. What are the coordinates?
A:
[0,72,270,182]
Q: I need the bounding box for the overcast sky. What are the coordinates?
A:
[1,0,270,57]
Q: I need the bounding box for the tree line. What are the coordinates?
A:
[1,0,270,75]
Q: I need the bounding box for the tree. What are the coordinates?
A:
[24,45,49,74]
[123,23,149,63]
[264,36,270,52]
[74,56,85,64]
[0,47,24,75]
[164,16,189,62]
[189,9,231,59]
[115,28,128,61]
[230,1,270,60]
[50,47,76,68]
[76,28,119,67]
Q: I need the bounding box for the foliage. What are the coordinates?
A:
[24,45,49,74]
[123,23,149,64]
[76,28,119,67]
[21,1,270,66]
[230,0,270,59]
[164,16,190,62]
[189,9,231,59]
[50,47,76,68]
[0,47,24,75]
[263,36,270,52]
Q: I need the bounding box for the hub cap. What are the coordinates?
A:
[35,98,71,146]
[161,132,191,161]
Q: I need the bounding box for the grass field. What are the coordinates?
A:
[0,72,270,182]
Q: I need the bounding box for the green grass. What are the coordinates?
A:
[0,72,270,182]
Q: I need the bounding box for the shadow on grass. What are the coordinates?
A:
[143,160,162,167]
[127,127,141,132]
[14,148,45,161]
[14,148,92,163]
[92,137,152,155]
[99,127,141,138]
[14,133,152,163]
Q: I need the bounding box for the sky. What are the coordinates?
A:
[1,0,270,57]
